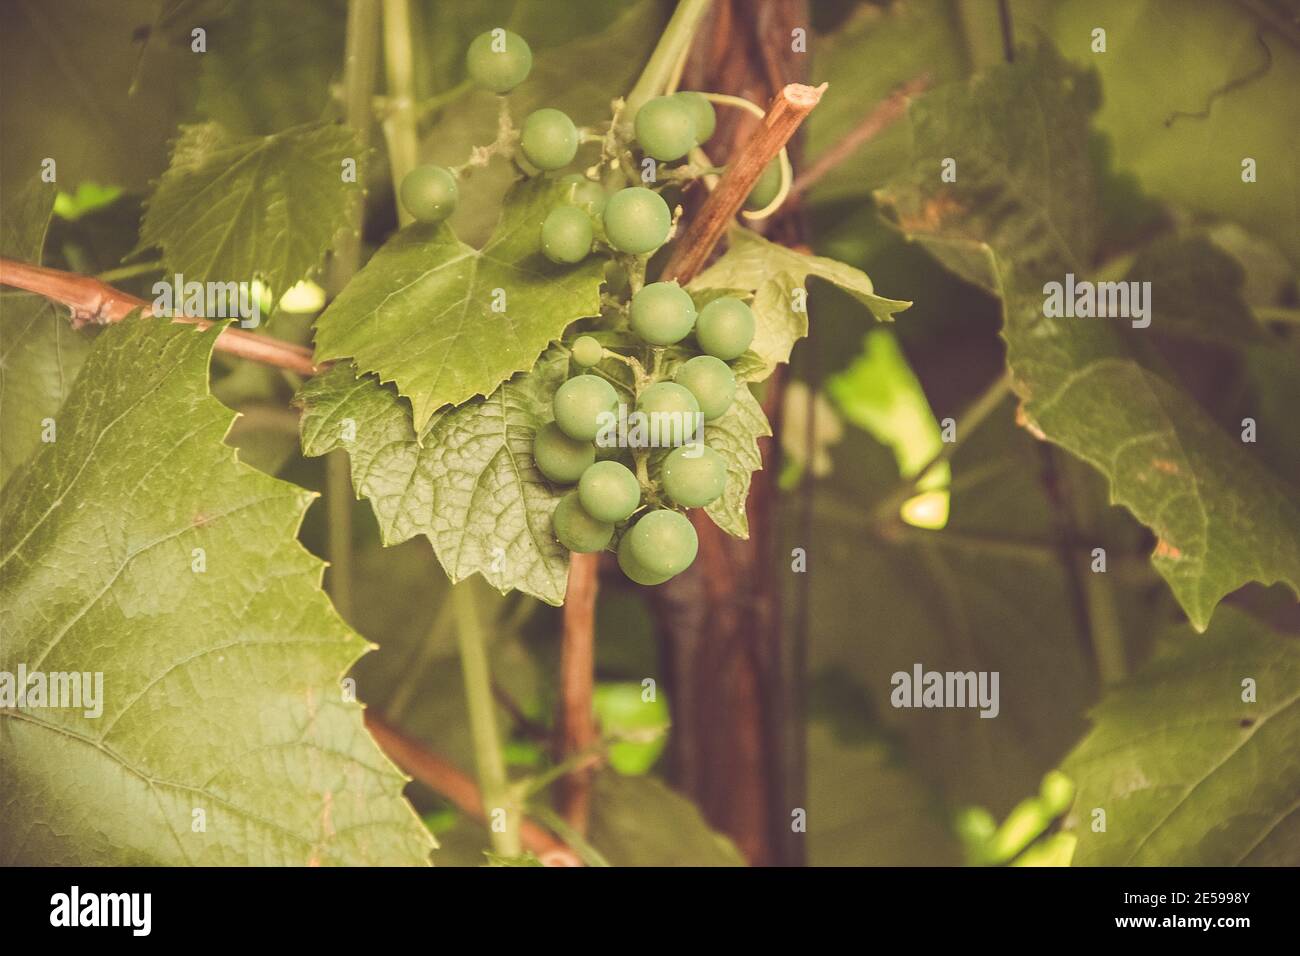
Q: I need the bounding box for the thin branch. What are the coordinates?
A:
[0,257,319,376]
[789,75,930,200]
[555,551,600,832]
[363,711,581,867]
[872,369,1013,523]
[452,583,521,858]
[323,0,380,626]
[661,82,828,283]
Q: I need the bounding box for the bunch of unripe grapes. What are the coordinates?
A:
[535,286,755,586]
[396,29,765,584]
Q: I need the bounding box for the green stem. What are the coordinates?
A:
[1061,456,1127,684]
[454,584,521,858]
[874,370,1013,522]
[95,260,164,284]
[331,0,380,289]
[324,0,380,624]
[381,0,419,226]
[622,0,712,127]
[1258,306,1300,325]
[325,452,354,622]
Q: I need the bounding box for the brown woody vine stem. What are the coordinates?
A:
[0,257,319,376]
[556,551,600,830]
[661,81,827,283]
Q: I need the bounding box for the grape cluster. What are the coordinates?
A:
[400,30,761,586]
[535,286,755,585]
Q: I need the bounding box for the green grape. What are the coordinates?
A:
[636,381,700,420]
[1039,771,1076,817]
[521,108,578,171]
[466,29,532,94]
[570,335,603,368]
[399,165,459,223]
[558,173,607,214]
[954,806,998,866]
[634,95,696,162]
[553,374,618,441]
[532,422,595,484]
[695,296,755,360]
[552,492,613,553]
[630,281,697,345]
[674,91,716,144]
[578,460,641,523]
[626,509,698,578]
[541,206,592,264]
[592,682,669,774]
[985,797,1052,865]
[745,159,782,210]
[617,532,673,586]
[674,355,735,421]
[602,187,671,255]
[661,445,726,507]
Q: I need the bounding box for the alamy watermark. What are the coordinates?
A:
[50,886,151,936]
[596,405,705,457]
[1043,273,1151,328]
[890,663,1000,718]
[152,273,262,328]
[0,664,103,718]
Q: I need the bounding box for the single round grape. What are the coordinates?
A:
[559,173,608,215]
[626,509,698,578]
[617,532,673,586]
[674,91,716,144]
[634,95,696,162]
[552,492,613,553]
[695,296,755,360]
[602,187,671,255]
[571,335,603,368]
[521,108,578,171]
[578,460,641,523]
[553,374,618,441]
[630,281,697,345]
[399,165,459,223]
[1039,770,1076,817]
[675,355,735,421]
[533,422,595,484]
[541,206,592,264]
[636,381,700,420]
[466,29,533,93]
[745,159,782,210]
[661,445,726,508]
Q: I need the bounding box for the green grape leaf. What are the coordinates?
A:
[689,228,910,382]
[1016,0,1300,266]
[297,352,572,606]
[1061,609,1300,866]
[0,181,95,486]
[701,386,771,539]
[0,317,432,865]
[876,42,1300,631]
[587,772,746,866]
[313,178,606,431]
[140,121,360,296]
